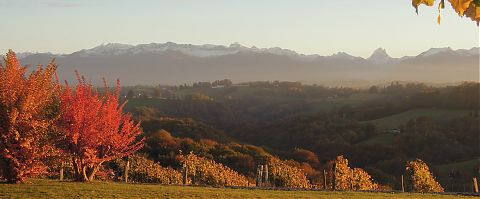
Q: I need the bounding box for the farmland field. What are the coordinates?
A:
[359,108,471,145]
[363,108,470,131]
[0,180,473,199]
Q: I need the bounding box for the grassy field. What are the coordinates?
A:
[435,158,479,176]
[0,180,473,199]
[363,108,470,131]
[358,108,470,145]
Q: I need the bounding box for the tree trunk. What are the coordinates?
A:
[124,158,130,183]
[2,156,23,184]
[87,166,99,182]
[72,157,83,181]
[82,165,88,181]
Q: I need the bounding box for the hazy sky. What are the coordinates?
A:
[0,0,478,58]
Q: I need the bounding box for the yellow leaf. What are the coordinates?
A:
[449,0,474,16]
[464,2,480,25]
[412,0,435,13]
[438,0,445,25]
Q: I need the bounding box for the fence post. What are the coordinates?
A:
[350,169,354,190]
[323,169,327,190]
[59,162,64,181]
[256,165,263,187]
[263,164,269,186]
[473,177,479,193]
[124,157,130,183]
[401,175,405,192]
[182,163,188,185]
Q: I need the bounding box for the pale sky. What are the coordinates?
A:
[0,0,478,58]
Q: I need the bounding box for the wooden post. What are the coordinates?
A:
[124,157,130,183]
[263,164,269,186]
[323,169,327,190]
[332,162,336,191]
[473,178,479,193]
[401,175,405,192]
[59,162,64,181]
[182,163,188,185]
[350,169,354,190]
[257,165,264,187]
[258,165,263,186]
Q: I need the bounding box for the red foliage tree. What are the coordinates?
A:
[0,50,59,183]
[58,72,143,181]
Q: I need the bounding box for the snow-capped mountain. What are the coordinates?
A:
[64,42,478,63]
[15,43,479,85]
[72,42,316,61]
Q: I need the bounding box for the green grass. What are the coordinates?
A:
[363,108,470,131]
[358,108,470,145]
[435,158,479,176]
[0,180,470,199]
[359,133,397,145]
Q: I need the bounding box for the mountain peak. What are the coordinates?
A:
[368,48,394,64]
[371,48,387,56]
[229,42,247,49]
[419,47,454,57]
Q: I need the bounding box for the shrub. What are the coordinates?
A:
[115,154,182,184]
[179,152,250,187]
[325,155,379,191]
[405,159,444,192]
[268,157,312,189]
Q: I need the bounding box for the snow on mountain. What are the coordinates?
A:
[70,42,322,61]
[15,52,56,59]
[328,52,362,60]
[17,43,478,64]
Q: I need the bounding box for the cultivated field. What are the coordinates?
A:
[0,180,474,199]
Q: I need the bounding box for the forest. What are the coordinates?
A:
[123,79,479,191]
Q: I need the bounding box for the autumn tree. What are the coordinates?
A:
[325,156,379,191]
[0,50,59,183]
[413,0,480,25]
[58,73,144,182]
[406,159,444,192]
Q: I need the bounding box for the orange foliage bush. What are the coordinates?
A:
[0,50,59,183]
[406,159,444,192]
[268,157,312,189]
[325,155,379,191]
[115,154,183,184]
[179,152,250,187]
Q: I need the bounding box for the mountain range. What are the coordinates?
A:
[16,42,479,86]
